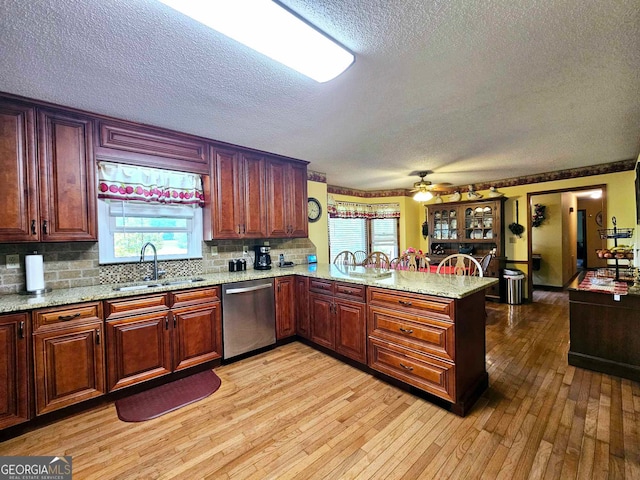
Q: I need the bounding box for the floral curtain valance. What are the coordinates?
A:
[328,200,400,219]
[98,162,204,206]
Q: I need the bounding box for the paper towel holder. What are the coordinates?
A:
[20,251,52,296]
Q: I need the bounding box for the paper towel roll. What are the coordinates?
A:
[26,253,45,292]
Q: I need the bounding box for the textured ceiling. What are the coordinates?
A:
[1,0,639,190]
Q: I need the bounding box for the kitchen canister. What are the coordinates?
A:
[25,251,48,294]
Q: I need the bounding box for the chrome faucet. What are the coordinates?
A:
[140,242,164,281]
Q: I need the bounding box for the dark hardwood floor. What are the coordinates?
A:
[1,290,638,479]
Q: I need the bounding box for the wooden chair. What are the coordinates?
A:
[333,250,357,266]
[479,251,495,275]
[362,251,391,269]
[353,250,367,265]
[394,252,431,271]
[436,254,483,276]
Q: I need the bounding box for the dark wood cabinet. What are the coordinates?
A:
[32,303,105,415]
[275,276,296,339]
[309,279,367,363]
[37,109,97,241]
[428,198,506,301]
[0,102,96,242]
[105,287,221,391]
[265,158,308,238]
[295,276,310,339]
[209,147,267,239]
[367,287,487,415]
[0,313,30,429]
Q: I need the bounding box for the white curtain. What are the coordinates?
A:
[328,200,400,219]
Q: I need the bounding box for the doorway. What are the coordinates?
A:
[577,209,586,269]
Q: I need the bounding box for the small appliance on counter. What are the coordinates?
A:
[254,245,272,270]
[278,253,294,268]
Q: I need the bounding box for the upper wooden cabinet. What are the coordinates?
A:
[208,147,267,239]
[0,101,96,242]
[95,120,209,175]
[265,158,308,238]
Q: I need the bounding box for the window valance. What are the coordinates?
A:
[328,200,400,219]
[98,162,204,206]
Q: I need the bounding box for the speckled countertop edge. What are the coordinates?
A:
[0,264,498,314]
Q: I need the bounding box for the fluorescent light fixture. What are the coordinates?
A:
[157,0,355,82]
[413,190,433,202]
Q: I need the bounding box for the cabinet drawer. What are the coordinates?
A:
[368,287,453,320]
[104,294,169,320]
[368,338,455,402]
[368,306,455,362]
[309,278,334,295]
[34,302,102,332]
[170,287,220,308]
[335,282,366,302]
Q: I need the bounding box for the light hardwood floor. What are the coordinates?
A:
[1,291,639,479]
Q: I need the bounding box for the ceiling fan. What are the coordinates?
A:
[409,171,451,201]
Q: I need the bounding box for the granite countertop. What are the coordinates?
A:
[0,264,498,314]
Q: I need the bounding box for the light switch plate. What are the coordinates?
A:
[210,245,218,255]
[6,254,20,269]
[243,245,249,255]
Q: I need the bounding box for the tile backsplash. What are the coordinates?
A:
[0,239,317,294]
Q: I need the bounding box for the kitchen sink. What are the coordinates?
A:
[112,277,206,291]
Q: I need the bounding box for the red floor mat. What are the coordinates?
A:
[115,370,221,422]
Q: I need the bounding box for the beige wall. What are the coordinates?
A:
[561,193,578,285]
[531,193,563,286]
[577,195,608,269]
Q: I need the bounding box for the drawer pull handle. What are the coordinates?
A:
[399,363,414,371]
[399,327,414,334]
[165,317,169,330]
[31,219,37,235]
[58,313,81,321]
[42,219,48,235]
[96,329,100,345]
[398,300,413,306]
[19,321,25,339]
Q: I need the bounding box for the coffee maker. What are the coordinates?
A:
[253,245,272,270]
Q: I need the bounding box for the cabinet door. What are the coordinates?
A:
[295,276,310,339]
[37,109,96,241]
[275,276,296,339]
[0,101,38,242]
[172,302,222,371]
[105,312,172,391]
[210,147,243,239]
[287,161,308,238]
[265,158,289,237]
[335,299,367,363]
[241,152,267,238]
[309,292,335,349]
[33,321,105,415]
[0,313,30,429]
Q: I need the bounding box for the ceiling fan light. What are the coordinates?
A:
[413,190,433,202]
[157,0,355,83]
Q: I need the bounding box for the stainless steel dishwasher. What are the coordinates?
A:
[222,278,276,359]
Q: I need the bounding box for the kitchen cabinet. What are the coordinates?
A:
[295,276,310,339]
[367,287,487,415]
[209,147,267,239]
[265,158,308,238]
[309,279,367,364]
[95,119,209,174]
[32,302,105,415]
[0,313,30,429]
[275,276,296,339]
[0,101,97,242]
[428,198,505,301]
[105,287,221,391]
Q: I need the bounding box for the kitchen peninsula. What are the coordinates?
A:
[0,265,496,435]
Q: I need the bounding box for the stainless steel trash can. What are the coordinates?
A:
[504,269,525,304]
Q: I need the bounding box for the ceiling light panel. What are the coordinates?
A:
[157,0,355,82]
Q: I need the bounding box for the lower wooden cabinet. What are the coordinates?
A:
[0,313,30,428]
[309,279,367,364]
[295,276,310,339]
[32,303,105,416]
[105,287,221,392]
[275,276,296,339]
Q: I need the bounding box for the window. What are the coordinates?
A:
[98,200,202,264]
[329,217,399,262]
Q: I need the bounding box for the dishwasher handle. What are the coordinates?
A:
[225,283,273,295]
